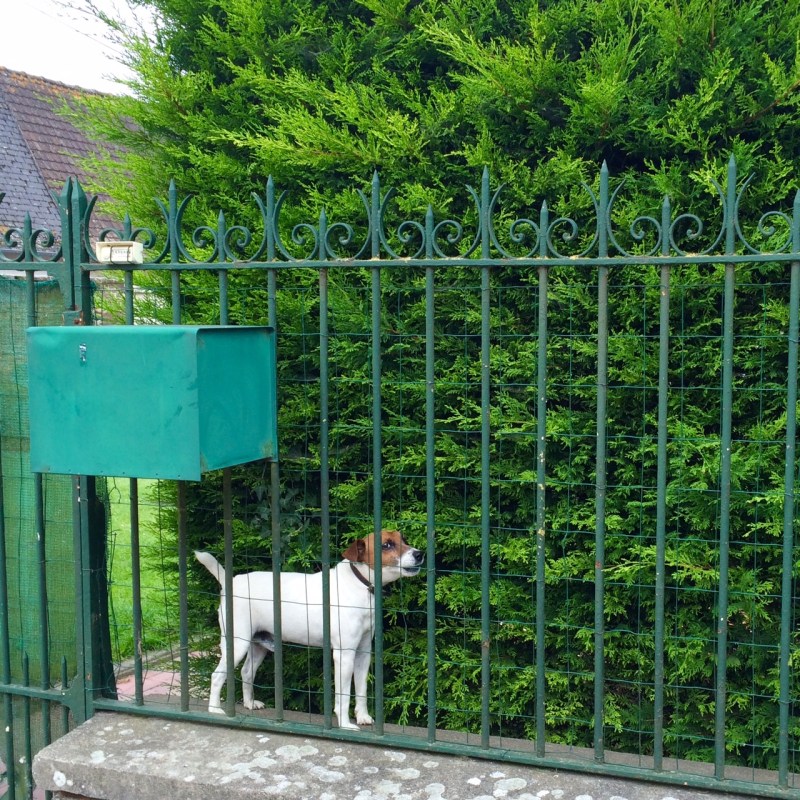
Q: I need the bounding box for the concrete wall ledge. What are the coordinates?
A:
[32,711,753,800]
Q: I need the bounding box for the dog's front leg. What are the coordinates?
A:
[353,630,373,726]
[333,647,358,729]
[208,656,227,714]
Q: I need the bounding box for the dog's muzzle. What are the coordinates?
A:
[401,549,425,576]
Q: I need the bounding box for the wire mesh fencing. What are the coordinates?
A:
[91,255,800,797]
[3,162,800,799]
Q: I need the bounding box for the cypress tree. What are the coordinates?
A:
[79,0,800,765]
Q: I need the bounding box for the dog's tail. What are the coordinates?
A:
[195,551,225,586]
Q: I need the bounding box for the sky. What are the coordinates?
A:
[1,0,150,94]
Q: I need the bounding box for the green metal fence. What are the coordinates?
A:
[2,157,800,798]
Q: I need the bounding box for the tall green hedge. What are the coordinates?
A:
[80,0,800,767]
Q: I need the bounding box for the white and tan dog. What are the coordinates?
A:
[196,529,424,729]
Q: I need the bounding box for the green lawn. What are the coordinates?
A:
[106,478,178,664]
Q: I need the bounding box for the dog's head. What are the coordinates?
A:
[342,529,424,584]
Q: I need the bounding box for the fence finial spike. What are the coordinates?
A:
[727,154,738,186]
[53,178,71,209]
[372,170,381,204]
[482,166,491,197]
[71,176,87,202]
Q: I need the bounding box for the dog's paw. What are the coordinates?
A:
[208,706,225,715]
[338,719,360,730]
[355,711,373,726]
[244,699,266,710]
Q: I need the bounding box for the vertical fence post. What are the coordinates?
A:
[171,272,182,324]
[777,191,800,786]
[320,258,333,729]
[161,196,190,710]
[26,274,53,754]
[714,156,738,781]
[368,175,386,732]
[534,200,549,757]
[129,478,144,707]
[594,163,610,763]
[0,426,15,800]
[176,481,190,711]
[71,180,92,320]
[653,195,672,770]
[21,656,32,794]
[70,476,88,724]
[167,182,182,325]
[219,269,229,324]
[264,176,284,722]
[218,265,236,716]
[123,272,144,706]
[214,282,236,717]
[479,168,492,748]
[222,468,236,716]
[62,179,116,721]
[50,181,77,313]
[425,205,437,743]
[54,177,89,725]
[371,258,385,735]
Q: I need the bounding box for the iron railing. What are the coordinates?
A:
[1,157,800,798]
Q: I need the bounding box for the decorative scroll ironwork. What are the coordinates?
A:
[0,188,64,264]
[0,211,61,263]
[2,155,799,266]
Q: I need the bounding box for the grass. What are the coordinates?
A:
[106,478,178,665]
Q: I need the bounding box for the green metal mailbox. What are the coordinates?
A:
[27,325,278,480]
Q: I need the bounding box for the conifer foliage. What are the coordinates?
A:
[88,0,800,216]
[83,0,800,767]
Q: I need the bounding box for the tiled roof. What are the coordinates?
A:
[0,67,117,242]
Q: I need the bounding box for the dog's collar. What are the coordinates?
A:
[349,561,375,594]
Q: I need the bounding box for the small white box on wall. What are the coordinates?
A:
[94,240,144,264]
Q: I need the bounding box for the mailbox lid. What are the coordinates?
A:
[27,325,277,480]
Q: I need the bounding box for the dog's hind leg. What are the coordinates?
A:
[208,633,252,714]
[353,630,373,726]
[240,641,269,711]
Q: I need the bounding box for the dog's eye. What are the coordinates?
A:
[382,540,395,550]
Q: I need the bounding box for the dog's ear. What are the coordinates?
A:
[342,537,367,562]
